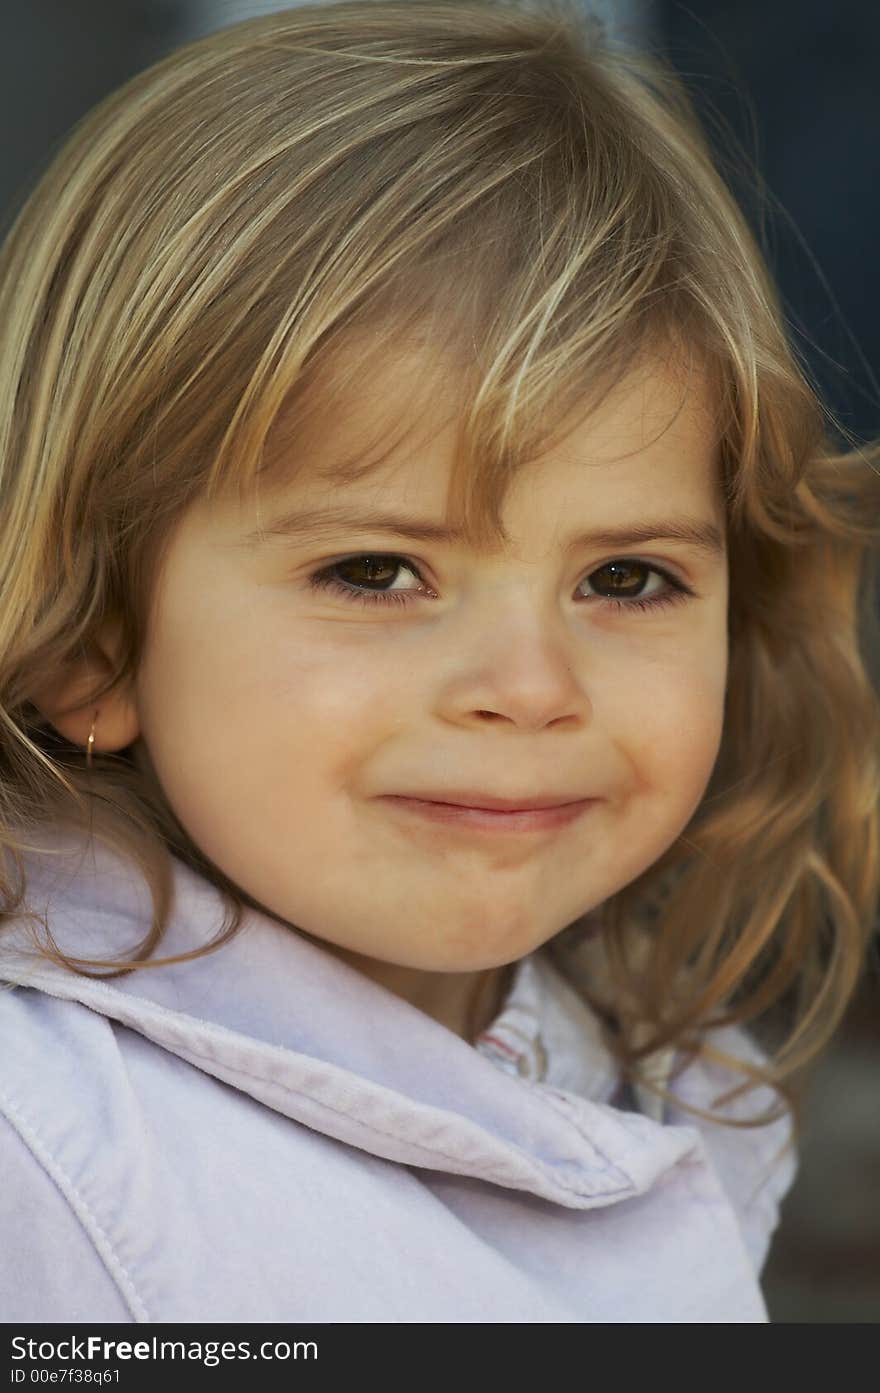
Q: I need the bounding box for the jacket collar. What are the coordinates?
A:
[1,826,697,1208]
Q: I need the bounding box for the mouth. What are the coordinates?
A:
[390,790,595,812]
[378,795,598,834]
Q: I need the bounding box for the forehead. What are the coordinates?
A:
[223,337,727,570]
[260,332,467,493]
[265,332,720,484]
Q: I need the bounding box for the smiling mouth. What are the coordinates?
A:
[389,788,597,812]
[378,795,598,834]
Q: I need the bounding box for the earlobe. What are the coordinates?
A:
[29,631,141,756]
[42,693,140,760]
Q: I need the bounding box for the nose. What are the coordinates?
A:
[440,594,590,732]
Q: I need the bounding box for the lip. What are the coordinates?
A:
[392,791,592,812]
[379,795,598,834]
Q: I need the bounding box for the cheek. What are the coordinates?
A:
[244,633,402,769]
[172,627,406,831]
[591,651,727,901]
[619,652,727,808]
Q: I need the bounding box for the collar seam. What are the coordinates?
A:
[6,967,633,1201]
[155,1036,635,1199]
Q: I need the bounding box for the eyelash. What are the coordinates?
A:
[307,554,695,616]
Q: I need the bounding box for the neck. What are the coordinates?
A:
[293,940,517,1044]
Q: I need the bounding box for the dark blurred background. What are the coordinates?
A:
[2,0,877,1322]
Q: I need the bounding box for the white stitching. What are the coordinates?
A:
[0,1088,150,1322]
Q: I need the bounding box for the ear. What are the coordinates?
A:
[29,617,140,757]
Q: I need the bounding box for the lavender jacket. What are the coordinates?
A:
[0,829,795,1323]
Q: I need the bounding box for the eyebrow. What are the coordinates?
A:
[240,504,726,557]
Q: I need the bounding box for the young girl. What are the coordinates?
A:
[0,0,877,1324]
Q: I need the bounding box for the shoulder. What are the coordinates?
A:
[662,1021,798,1275]
[0,983,142,1320]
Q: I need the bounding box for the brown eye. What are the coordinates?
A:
[309,554,427,609]
[332,557,401,587]
[578,559,693,615]
[589,561,652,597]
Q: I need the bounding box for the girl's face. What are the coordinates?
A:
[131,343,729,978]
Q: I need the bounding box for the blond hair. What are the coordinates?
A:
[1,0,877,1128]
